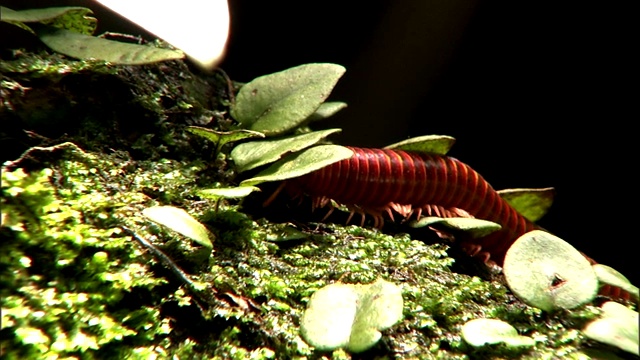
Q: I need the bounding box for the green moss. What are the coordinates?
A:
[0,52,115,79]
[2,49,633,358]
[1,49,232,163]
[1,166,170,358]
[0,142,618,359]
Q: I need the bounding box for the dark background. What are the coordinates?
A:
[3,1,636,283]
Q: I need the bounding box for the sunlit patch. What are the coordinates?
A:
[94,0,229,71]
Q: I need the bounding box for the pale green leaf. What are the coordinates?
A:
[230,63,346,136]
[583,301,639,356]
[35,26,185,65]
[300,279,403,353]
[186,127,265,149]
[497,187,555,222]
[300,283,357,351]
[240,145,353,186]
[593,264,639,301]
[347,279,404,353]
[409,217,501,238]
[306,101,348,122]
[231,128,342,172]
[383,135,456,155]
[198,186,261,199]
[461,318,536,348]
[142,206,212,249]
[503,230,598,311]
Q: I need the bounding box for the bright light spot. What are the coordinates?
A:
[94,0,229,71]
[19,256,32,267]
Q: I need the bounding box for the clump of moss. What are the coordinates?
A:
[1,49,233,164]
[1,166,172,358]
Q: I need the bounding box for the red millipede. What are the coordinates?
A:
[269,146,538,266]
[263,146,635,302]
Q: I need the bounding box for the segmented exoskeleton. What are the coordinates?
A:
[264,146,633,301]
[269,146,537,265]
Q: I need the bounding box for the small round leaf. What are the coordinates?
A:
[583,301,639,356]
[300,279,404,353]
[462,318,535,348]
[300,283,359,351]
[231,63,346,136]
[503,230,598,311]
[347,279,404,353]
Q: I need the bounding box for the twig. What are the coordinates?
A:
[120,226,215,308]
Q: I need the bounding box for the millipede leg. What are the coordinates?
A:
[262,182,287,207]
[321,206,335,222]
